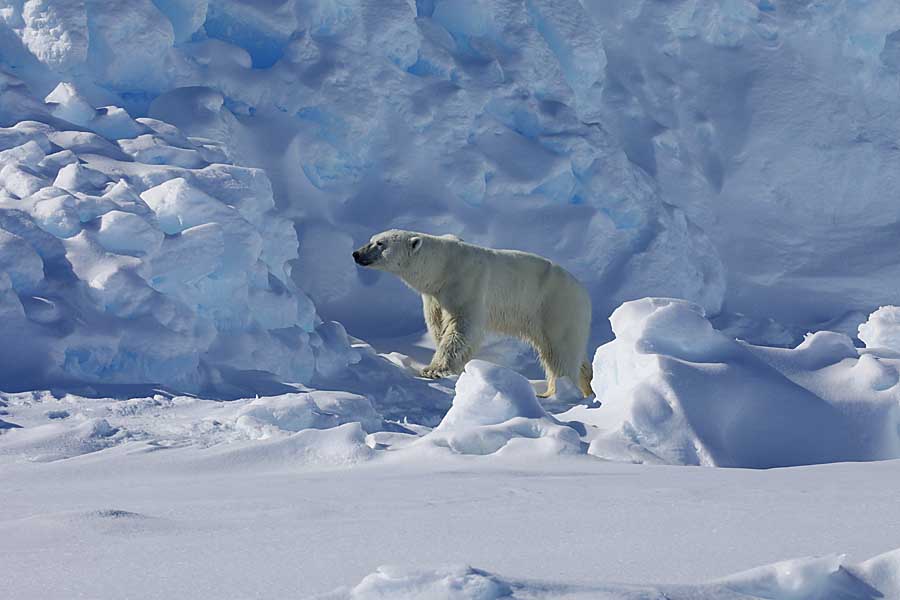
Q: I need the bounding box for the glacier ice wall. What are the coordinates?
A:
[0,0,727,347]
[5,0,899,391]
[0,76,357,393]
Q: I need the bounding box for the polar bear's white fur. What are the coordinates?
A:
[353,229,593,398]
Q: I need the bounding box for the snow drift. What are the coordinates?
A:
[416,360,584,457]
[321,547,900,600]
[567,298,900,468]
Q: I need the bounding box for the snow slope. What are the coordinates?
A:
[564,298,900,468]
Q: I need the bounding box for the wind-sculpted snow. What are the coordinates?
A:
[0,80,358,394]
[415,360,584,456]
[321,548,900,600]
[564,298,900,468]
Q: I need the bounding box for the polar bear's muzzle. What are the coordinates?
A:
[352,244,380,266]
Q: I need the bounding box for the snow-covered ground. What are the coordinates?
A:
[3,302,900,597]
[4,1,900,598]
[3,387,900,599]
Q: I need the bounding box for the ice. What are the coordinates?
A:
[3,4,900,595]
[419,360,583,456]
[0,227,44,291]
[95,210,164,255]
[44,81,94,126]
[563,299,900,468]
[0,84,356,394]
[858,306,900,352]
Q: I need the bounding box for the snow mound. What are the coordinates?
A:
[0,417,121,462]
[859,306,900,353]
[322,547,900,600]
[198,422,374,472]
[320,565,512,600]
[564,299,900,468]
[0,78,358,394]
[417,360,583,457]
[234,391,383,440]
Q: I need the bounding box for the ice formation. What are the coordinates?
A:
[566,298,900,468]
[0,77,357,393]
[0,0,728,351]
[418,360,583,456]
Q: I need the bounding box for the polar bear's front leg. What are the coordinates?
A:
[421,311,483,379]
[422,294,445,347]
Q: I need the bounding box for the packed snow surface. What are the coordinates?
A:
[4,1,900,598]
[3,385,900,599]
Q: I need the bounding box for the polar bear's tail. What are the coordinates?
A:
[579,361,593,398]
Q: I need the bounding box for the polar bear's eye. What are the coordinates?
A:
[375,241,384,248]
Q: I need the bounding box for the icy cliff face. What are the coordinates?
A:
[0,0,727,346]
[590,0,900,326]
[0,77,356,393]
[3,0,900,391]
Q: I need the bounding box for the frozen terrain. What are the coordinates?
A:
[3,0,900,598]
[3,382,900,599]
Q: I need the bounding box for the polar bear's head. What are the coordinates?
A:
[352,229,423,273]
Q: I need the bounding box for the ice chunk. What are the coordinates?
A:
[139,177,229,234]
[0,227,44,292]
[859,306,900,352]
[151,0,208,43]
[19,0,89,70]
[118,135,206,169]
[45,82,95,127]
[53,162,109,193]
[1,163,48,198]
[95,210,164,255]
[31,192,81,238]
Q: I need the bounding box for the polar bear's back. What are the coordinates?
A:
[456,243,589,335]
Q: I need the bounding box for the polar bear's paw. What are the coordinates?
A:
[421,365,456,379]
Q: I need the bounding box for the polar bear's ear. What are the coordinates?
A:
[409,236,423,252]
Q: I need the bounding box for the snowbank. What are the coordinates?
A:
[565,299,900,468]
[234,391,383,440]
[0,79,358,393]
[321,547,900,600]
[417,360,583,457]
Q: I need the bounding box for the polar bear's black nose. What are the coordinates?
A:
[352,250,360,261]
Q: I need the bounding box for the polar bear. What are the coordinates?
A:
[353,229,593,398]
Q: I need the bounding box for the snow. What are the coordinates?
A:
[3,394,900,599]
[564,298,900,468]
[324,550,900,600]
[859,305,900,352]
[2,1,900,598]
